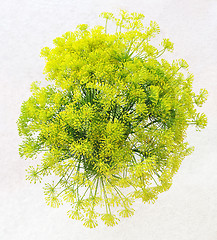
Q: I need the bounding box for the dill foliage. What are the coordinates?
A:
[17,10,208,227]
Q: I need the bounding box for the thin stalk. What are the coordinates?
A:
[57,180,85,197]
[101,177,111,214]
[105,19,108,34]
[153,170,161,178]
[80,185,91,201]
[92,177,99,206]
[150,173,159,186]
[144,120,158,128]
[53,164,71,189]
[90,179,99,212]
[129,38,146,58]
[156,48,166,58]
[107,178,127,199]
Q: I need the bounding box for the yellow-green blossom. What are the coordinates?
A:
[17,10,207,227]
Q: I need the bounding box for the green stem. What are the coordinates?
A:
[150,173,159,186]
[156,48,166,58]
[101,177,111,214]
[105,19,108,34]
[92,177,99,209]
[129,38,146,57]
[54,164,71,189]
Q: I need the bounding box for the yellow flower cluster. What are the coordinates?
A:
[17,10,207,227]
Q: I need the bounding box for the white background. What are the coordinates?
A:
[0,0,217,239]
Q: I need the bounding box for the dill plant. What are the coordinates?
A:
[17,10,208,228]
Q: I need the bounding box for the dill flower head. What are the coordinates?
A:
[17,10,207,227]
